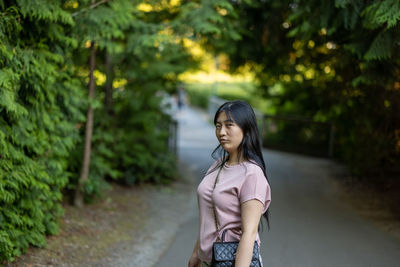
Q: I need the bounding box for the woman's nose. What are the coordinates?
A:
[219,126,227,136]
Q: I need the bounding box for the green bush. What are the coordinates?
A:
[185,82,258,109]
[186,84,212,108]
[0,2,84,260]
[105,89,177,186]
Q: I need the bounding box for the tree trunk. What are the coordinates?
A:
[74,41,96,207]
[105,51,113,114]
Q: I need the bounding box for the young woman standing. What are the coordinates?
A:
[188,100,271,267]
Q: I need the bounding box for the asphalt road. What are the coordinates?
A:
[155,106,400,267]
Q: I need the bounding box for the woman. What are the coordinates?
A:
[188,100,271,267]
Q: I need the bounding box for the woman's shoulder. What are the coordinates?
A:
[239,161,270,203]
[241,161,269,186]
[243,160,264,175]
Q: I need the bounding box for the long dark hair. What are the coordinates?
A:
[211,100,270,229]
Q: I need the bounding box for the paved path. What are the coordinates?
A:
[155,107,400,267]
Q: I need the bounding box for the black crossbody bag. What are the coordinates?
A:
[210,166,262,267]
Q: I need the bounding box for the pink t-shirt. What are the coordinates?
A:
[196,160,271,263]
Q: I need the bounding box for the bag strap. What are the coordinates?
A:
[211,165,224,241]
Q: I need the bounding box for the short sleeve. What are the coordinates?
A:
[239,166,271,213]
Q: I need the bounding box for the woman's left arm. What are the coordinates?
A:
[235,199,264,267]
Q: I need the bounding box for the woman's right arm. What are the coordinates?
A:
[188,238,201,267]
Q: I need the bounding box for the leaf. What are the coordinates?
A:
[362,0,400,29]
[16,0,74,25]
[364,30,392,60]
[351,75,371,87]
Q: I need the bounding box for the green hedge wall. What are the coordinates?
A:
[0,1,84,260]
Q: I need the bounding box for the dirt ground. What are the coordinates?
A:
[4,173,195,267]
[335,174,400,241]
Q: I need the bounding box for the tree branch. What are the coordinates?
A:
[72,0,111,17]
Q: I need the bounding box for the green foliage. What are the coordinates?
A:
[110,91,177,185]
[185,82,270,112]
[263,118,332,157]
[221,0,400,179]
[16,0,74,24]
[361,0,400,29]
[364,30,392,60]
[0,1,84,261]
[185,83,213,108]
[70,0,133,47]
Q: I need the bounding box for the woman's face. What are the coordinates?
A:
[215,111,244,154]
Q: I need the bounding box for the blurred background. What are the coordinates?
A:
[1,0,399,265]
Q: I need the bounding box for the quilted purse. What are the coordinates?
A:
[210,166,262,267]
[212,229,261,267]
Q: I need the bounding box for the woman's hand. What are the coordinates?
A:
[188,239,201,267]
[188,252,201,267]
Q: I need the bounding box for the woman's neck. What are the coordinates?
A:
[226,152,243,166]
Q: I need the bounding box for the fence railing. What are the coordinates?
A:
[160,93,179,157]
[208,96,335,157]
[168,119,178,156]
[262,114,335,157]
